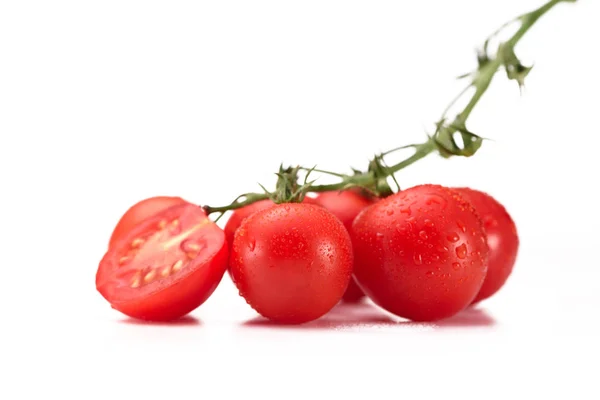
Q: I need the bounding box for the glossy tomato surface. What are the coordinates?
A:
[230,203,353,324]
[109,196,187,248]
[223,199,276,246]
[351,184,489,321]
[223,197,317,246]
[97,203,228,321]
[314,190,374,303]
[455,188,519,304]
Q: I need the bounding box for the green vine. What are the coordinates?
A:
[203,0,576,217]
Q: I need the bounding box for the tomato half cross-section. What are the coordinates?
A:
[108,196,188,248]
[351,184,489,321]
[230,203,353,324]
[96,203,228,321]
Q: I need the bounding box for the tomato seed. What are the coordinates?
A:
[131,238,145,248]
[144,270,156,283]
[131,273,141,288]
[172,259,183,272]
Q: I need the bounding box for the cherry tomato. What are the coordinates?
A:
[223,200,276,246]
[96,203,228,321]
[109,196,187,248]
[341,279,367,303]
[230,203,353,324]
[455,188,519,304]
[351,184,489,321]
[314,190,374,303]
[223,197,317,247]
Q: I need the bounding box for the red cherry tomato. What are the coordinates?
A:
[341,279,367,303]
[96,203,228,321]
[223,197,317,246]
[455,188,519,304]
[223,199,276,246]
[230,203,353,324]
[314,190,374,303]
[109,196,187,248]
[351,184,489,321]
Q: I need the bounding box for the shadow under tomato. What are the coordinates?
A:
[241,302,397,330]
[119,315,201,326]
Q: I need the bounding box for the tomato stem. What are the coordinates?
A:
[203,0,575,216]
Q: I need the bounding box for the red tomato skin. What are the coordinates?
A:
[351,184,489,321]
[109,196,187,248]
[314,190,374,303]
[97,204,228,321]
[223,200,276,246]
[341,279,367,303]
[223,197,317,247]
[230,203,353,324]
[455,188,519,304]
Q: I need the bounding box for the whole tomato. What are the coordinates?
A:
[455,188,519,304]
[314,190,374,302]
[230,203,353,324]
[351,184,489,321]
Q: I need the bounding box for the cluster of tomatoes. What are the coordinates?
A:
[96,184,518,324]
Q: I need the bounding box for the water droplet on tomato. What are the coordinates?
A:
[452,262,461,271]
[447,233,460,242]
[386,209,394,216]
[455,243,467,259]
[424,219,434,228]
[456,220,466,233]
[376,232,384,239]
[419,230,428,240]
[248,239,256,251]
[426,271,434,277]
[413,253,423,265]
[483,215,499,229]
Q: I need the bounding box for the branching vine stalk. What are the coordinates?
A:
[203,0,576,218]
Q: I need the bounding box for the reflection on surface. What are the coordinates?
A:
[119,315,201,326]
[434,307,496,328]
[242,302,497,330]
[242,302,396,330]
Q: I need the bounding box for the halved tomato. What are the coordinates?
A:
[108,196,188,248]
[96,203,228,321]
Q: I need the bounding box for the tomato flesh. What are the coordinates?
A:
[351,184,489,321]
[109,196,187,248]
[230,203,353,324]
[97,203,228,321]
[455,188,519,304]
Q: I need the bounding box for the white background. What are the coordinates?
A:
[1,0,599,399]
